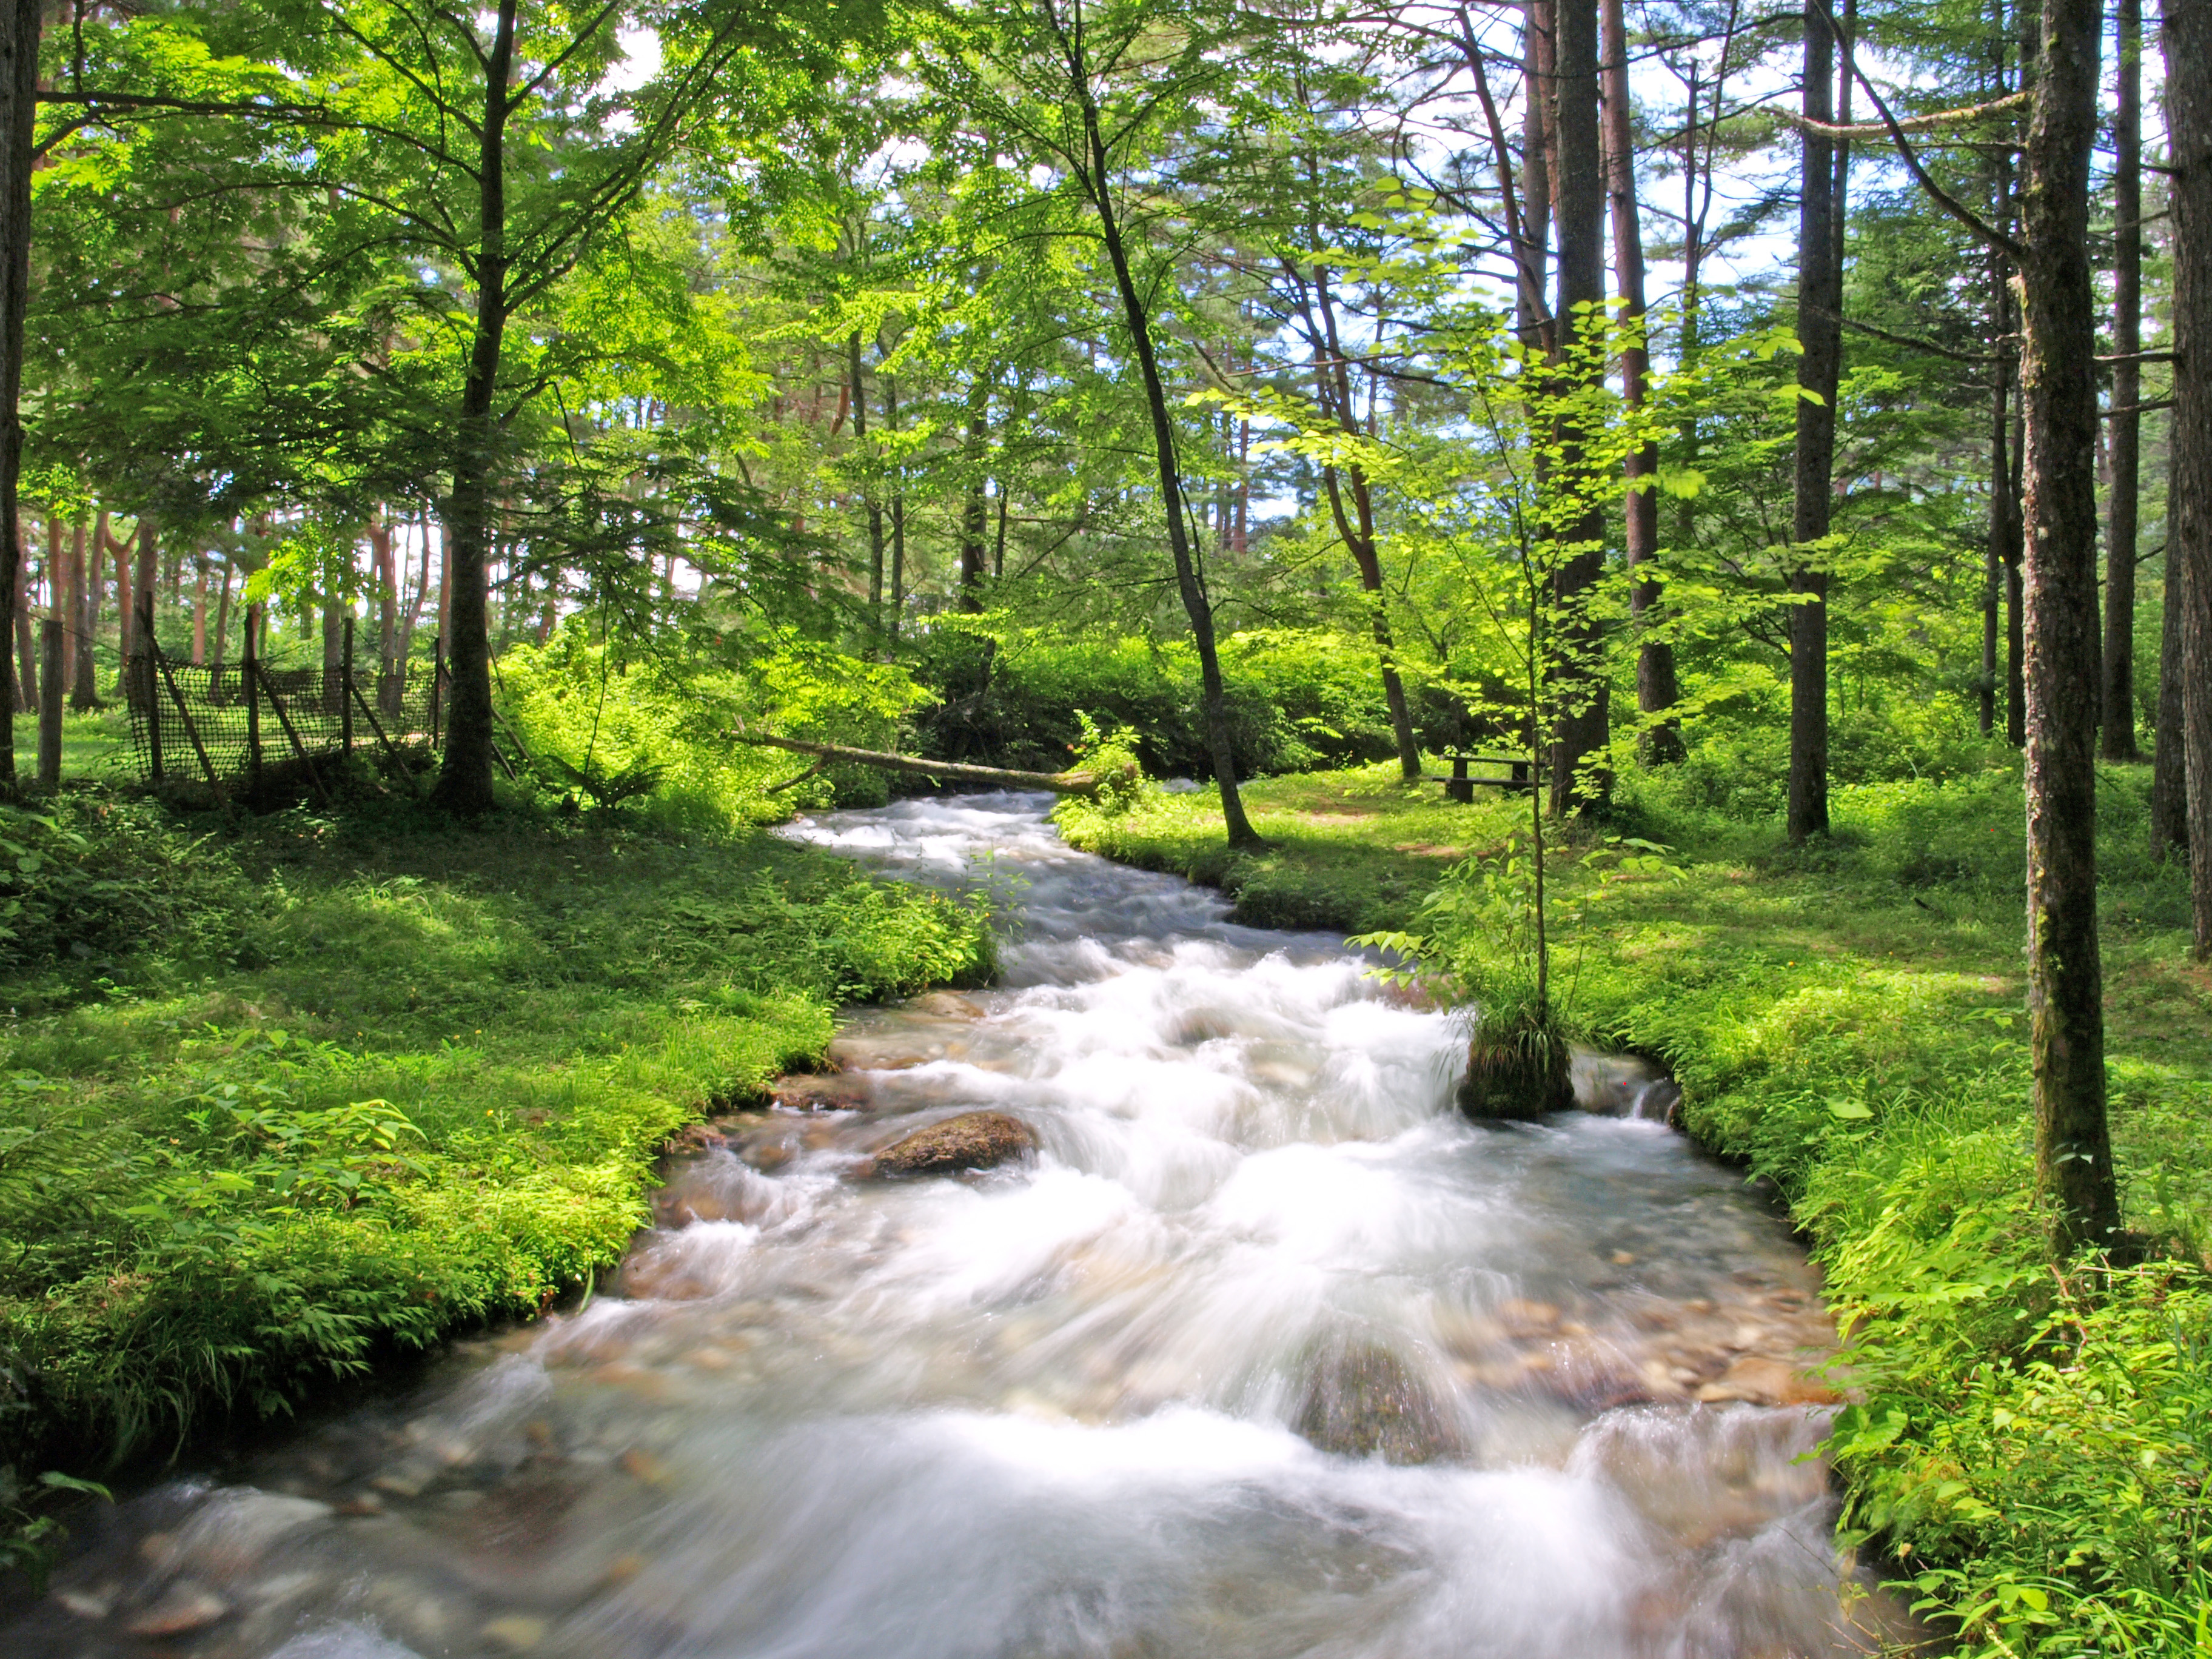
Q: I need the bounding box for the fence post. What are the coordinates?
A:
[341,614,354,757]
[136,585,161,783]
[37,615,61,788]
[244,603,263,791]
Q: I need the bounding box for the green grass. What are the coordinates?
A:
[0,779,992,1535]
[1064,758,2212,1655]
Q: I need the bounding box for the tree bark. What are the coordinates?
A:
[957,368,990,611]
[851,331,885,622]
[1601,0,1681,763]
[1310,262,1421,780]
[62,519,79,695]
[2021,0,2121,1252]
[2151,528,2188,858]
[0,0,35,777]
[109,520,132,695]
[11,542,30,713]
[431,0,518,814]
[1547,0,1610,819]
[1073,65,1261,848]
[2168,0,2212,954]
[1788,2,1841,841]
[2103,0,2144,758]
[72,512,100,708]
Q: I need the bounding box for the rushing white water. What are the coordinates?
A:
[12,793,1903,1659]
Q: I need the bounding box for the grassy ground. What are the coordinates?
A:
[0,772,991,1575]
[1061,760,2212,1655]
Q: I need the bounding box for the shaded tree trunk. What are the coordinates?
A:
[62,519,80,695]
[2103,0,2144,758]
[957,369,991,612]
[191,558,207,665]
[1073,67,1261,848]
[0,0,33,776]
[1788,1,1841,842]
[1601,0,1681,762]
[2151,534,2188,857]
[2020,0,2121,1252]
[11,543,30,713]
[1547,0,1610,819]
[431,0,518,814]
[211,558,231,674]
[851,331,884,622]
[2169,0,2212,954]
[73,512,101,708]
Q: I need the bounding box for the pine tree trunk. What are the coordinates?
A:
[2151,530,2188,858]
[2021,0,2122,1252]
[431,0,518,815]
[72,513,100,708]
[62,520,81,695]
[1788,3,1840,841]
[2168,0,2212,954]
[2103,0,2144,759]
[1601,0,1681,762]
[1547,0,1610,818]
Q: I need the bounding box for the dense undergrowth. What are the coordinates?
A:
[1061,759,2212,1656]
[0,774,991,1578]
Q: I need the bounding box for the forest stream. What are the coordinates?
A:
[7,793,1911,1658]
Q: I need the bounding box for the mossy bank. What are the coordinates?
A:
[0,785,991,1568]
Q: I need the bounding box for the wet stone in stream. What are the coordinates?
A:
[12,793,1907,1659]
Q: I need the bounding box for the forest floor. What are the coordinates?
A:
[0,763,992,1576]
[1059,759,2212,1648]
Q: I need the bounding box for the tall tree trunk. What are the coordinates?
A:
[1601,0,1682,762]
[0,0,35,776]
[1311,263,1421,780]
[62,519,79,694]
[431,0,518,814]
[1788,2,1841,841]
[1521,0,1554,351]
[2021,0,2121,1252]
[191,558,207,665]
[2103,0,2144,758]
[73,512,101,708]
[1983,109,2013,742]
[852,331,885,623]
[370,507,397,686]
[957,370,990,612]
[133,519,156,671]
[11,543,30,712]
[1075,87,1261,848]
[110,521,132,695]
[885,372,905,645]
[1547,0,1610,818]
[2151,534,2188,857]
[211,559,231,674]
[2168,0,2212,954]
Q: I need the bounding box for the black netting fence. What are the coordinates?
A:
[125,649,444,788]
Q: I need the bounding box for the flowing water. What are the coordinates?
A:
[10,793,1902,1659]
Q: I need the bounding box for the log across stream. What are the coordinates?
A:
[10,792,1913,1658]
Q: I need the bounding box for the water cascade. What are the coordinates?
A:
[10,794,1903,1658]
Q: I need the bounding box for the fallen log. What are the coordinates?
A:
[726,729,1131,797]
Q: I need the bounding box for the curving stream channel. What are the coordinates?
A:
[10,793,1902,1658]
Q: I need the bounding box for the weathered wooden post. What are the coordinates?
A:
[341,615,354,756]
[244,603,263,791]
[136,585,161,783]
[36,614,61,788]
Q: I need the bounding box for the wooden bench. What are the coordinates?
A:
[1435,752,1537,802]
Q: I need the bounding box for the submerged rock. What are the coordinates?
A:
[1296,1343,1463,1464]
[869,1112,1036,1177]
[1457,1017,1574,1120]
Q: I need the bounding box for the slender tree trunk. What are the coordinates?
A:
[1984,147,2013,739]
[431,0,518,814]
[1074,81,1261,848]
[2021,0,2121,1252]
[957,369,990,612]
[2152,535,2188,856]
[852,331,885,622]
[1788,2,1840,841]
[2168,0,2212,954]
[1601,0,1681,762]
[62,519,80,695]
[133,519,156,671]
[211,560,231,674]
[1312,264,1421,780]
[11,544,30,713]
[72,513,100,709]
[2104,0,2145,757]
[110,521,132,695]
[0,0,34,776]
[1547,0,1610,819]
[370,508,397,688]
[885,372,905,645]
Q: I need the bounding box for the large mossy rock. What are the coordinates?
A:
[870,1111,1036,1177]
[1296,1342,1463,1464]
[1456,1013,1574,1121]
